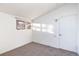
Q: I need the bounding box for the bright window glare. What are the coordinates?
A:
[48,25,53,29]
[32,23,41,27]
[49,31,54,34]
[32,27,36,30]
[47,29,54,34]
[42,29,47,32]
[35,28,41,31]
[47,25,54,34]
[42,24,46,28]
[32,27,41,31]
[41,24,47,32]
[32,23,55,34]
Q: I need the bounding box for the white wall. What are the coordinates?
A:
[32,4,77,52]
[16,29,32,48]
[0,12,32,54]
[77,4,79,54]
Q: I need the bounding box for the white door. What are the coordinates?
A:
[46,19,59,48]
[58,15,77,52]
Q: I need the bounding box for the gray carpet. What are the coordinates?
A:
[0,42,78,56]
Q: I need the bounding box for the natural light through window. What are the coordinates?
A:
[42,24,46,28]
[35,28,41,31]
[42,28,47,32]
[32,27,36,30]
[32,23,41,27]
[32,23,54,34]
[41,24,47,32]
[47,25,54,34]
[32,23,41,31]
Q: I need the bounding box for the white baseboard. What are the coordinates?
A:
[0,41,32,54]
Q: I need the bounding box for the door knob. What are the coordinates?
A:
[59,34,62,36]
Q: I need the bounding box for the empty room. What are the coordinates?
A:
[0,3,79,56]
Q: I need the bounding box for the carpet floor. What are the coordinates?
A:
[0,42,78,56]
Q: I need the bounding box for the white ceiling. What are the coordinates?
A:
[0,3,64,20]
